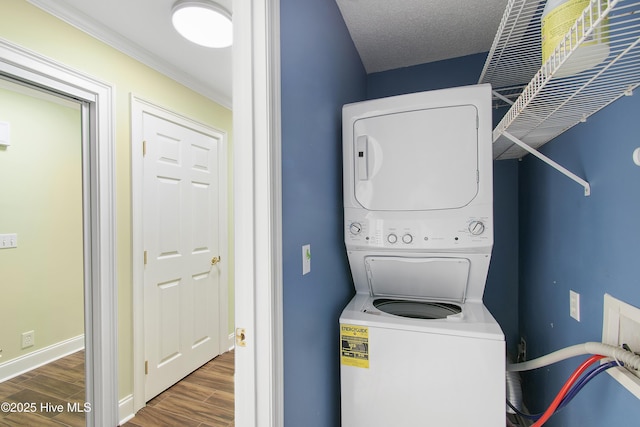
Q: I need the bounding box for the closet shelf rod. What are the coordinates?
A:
[501,131,591,196]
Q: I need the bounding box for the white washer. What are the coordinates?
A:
[340,84,505,426]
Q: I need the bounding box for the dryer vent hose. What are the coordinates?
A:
[505,368,523,414]
[507,342,640,372]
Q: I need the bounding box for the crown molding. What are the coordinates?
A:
[27,0,232,109]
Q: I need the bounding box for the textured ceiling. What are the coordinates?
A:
[336,0,508,73]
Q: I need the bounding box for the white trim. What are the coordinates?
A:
[0,77,80,108]
[130,95,230,414]
[0,38,118,427]
[118,394,135,425]
[233,0,283,425]
[0,335,85,382]
[268,1,284,424]
[26,0,231,108]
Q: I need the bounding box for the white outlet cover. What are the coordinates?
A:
[570,290,581,321]
[21,330,35,349]
[602,293,640,399]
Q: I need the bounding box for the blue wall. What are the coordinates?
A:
[367,54,521,355]
[518,92,640,426]
[280,0,366,425]
[280,3,640,424]
[368,53,491,98]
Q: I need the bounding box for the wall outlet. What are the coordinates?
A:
[21,330,35,349]
[602,294,640,399]
[517,337,527,363]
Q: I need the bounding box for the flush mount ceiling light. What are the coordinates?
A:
[171,0,232,48]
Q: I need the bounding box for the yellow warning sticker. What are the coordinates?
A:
[340,324,369,368]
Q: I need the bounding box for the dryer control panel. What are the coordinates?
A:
[345,209,492,251]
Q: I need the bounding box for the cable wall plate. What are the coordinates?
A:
[602,293,640,399]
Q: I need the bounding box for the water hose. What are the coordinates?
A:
[507,342,640,372]
[531,355,605,427]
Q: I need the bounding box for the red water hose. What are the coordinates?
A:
[531,354,605,427]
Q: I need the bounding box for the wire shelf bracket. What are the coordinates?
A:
[502,131,591,196]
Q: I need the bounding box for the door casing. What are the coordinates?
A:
[0,38,118,427]
[232,0,284,425]
[0,1,284,424]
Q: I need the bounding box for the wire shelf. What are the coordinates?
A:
[479,0,546,94]
[480,0,640,160]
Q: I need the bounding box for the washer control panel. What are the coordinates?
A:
[345,209,491,250]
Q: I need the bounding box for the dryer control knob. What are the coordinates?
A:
[387,233,398,244]
[468,221,485,235]
[402,234,413,244]
[349,222,362,235]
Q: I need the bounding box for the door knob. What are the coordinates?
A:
[211,255,221,265]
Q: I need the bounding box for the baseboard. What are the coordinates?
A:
[0,335,84,382]
[118,394,135,425]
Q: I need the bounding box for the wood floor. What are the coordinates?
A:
[123,350,234,427]
[0,350,86,426]
[0,350,234,427]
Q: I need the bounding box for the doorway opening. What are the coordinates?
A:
[0,39,118,427]
[0,76,86,425]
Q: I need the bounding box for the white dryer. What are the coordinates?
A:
[339,84,505,426]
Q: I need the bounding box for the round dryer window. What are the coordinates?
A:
[373,298,461,319]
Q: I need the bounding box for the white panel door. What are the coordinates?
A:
[143,112,221,401]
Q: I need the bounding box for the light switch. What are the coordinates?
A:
[302,244,311,275]
[0,234,17,249]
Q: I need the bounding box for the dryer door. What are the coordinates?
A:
[353,104,479,211]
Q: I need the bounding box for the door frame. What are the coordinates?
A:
[0,39,118,426]
[233,0,284,425]
[130,95,229,413]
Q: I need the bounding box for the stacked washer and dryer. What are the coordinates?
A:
[339,84,505,426]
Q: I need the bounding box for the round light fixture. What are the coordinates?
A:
[171,0,232,48]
